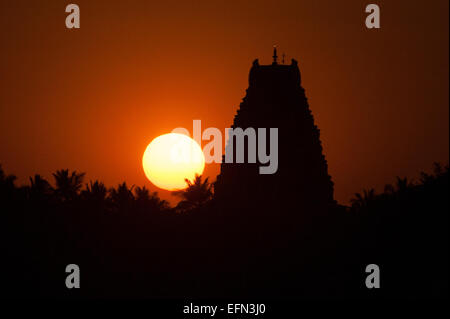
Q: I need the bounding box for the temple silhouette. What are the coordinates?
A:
[215,48,335,211]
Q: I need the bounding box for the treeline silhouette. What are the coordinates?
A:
[1,163,448,298]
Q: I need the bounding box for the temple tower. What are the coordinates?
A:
[215,50,335,211]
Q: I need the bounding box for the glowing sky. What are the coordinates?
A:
[0,0,448,205]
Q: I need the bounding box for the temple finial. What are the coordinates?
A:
[272,45,278,65]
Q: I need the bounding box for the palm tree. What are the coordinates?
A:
[134,186,168,212]
[134,186,151,201]
[28,174,53,201]
[0,164,17,199]
[0,165,16,186]
[172,174,213,212]
[395,176,413,195]
[109,182,135,211]
[82,180,107,202]
[351,188,376,210]
[52,169,85,202]
[395,176,408,192]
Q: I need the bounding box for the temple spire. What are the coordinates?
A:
[272,45,278,65]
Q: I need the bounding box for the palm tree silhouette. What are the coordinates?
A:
[0,164,16,199]
[420,163,448,185]
[82,180,108,202]
[52,169,85,202]
[109,182,135,211]
[0,164,16,188]
[395,176,412,193]
[28,174,53,201]
[172,174,213,212]
[350,188,376,209]
[135,186,168,211]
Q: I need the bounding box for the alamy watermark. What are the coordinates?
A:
[65,264,80,289]
[365,264,380,289]
[172,120,278,175]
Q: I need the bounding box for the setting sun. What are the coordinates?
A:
[142,133,205,191]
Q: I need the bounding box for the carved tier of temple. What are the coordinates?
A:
[214,49,335,210]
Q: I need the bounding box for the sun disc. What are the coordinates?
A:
[142,133,205,191]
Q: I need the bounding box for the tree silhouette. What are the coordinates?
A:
[81,180,108,203]
[134,186,169,212]
[109,182,134,211]
[172,174,213,212]
[52,169,85,202]
[28,174,53,202]
[420,162,447,185]
[0,164,16,192]
[395,176,412,194]
[0,162,448,298]
[350,188,376,209]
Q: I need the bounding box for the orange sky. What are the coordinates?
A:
[0,0,448,205]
